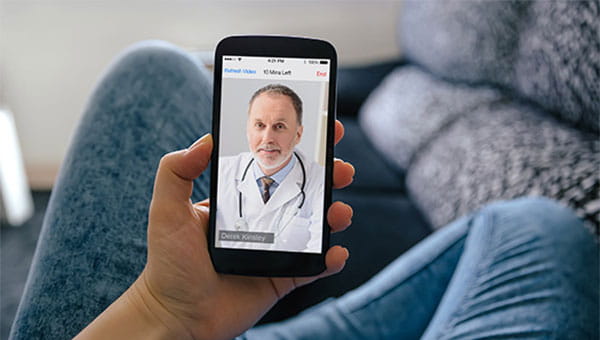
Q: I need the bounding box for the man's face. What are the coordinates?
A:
[247,92,303,175]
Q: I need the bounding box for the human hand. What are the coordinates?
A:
[75,120,354,340]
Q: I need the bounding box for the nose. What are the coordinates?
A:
[262,126,276,143]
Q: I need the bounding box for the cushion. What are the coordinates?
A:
[359,66,500,169]
[406,101,599,234]
[360,66,599,234]
[400,0,599,133]
[337,60,405,117]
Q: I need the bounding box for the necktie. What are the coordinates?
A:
[260,176,274,203]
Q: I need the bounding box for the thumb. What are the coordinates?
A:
[152,134,213,205]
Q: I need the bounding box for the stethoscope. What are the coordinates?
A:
[234,152,306,232]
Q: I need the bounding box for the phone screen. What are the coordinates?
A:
[214,55,331,254]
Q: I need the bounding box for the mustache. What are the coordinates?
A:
[257,144,280,152]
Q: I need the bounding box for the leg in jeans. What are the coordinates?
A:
[241,215,469,340]
[9,41,213,339]
[10,41,599,339]
[421,198,599,339]
[241,198,599,339]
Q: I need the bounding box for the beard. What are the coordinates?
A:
[252,143,293,172]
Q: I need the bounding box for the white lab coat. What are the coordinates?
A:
[215,149,324,253]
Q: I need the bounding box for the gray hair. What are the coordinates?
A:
[249,84,303,125]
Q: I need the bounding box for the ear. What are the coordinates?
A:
[295,125,304,144]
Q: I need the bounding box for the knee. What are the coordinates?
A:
[122,40,207,76]
[115,40,196,69]
[99,40,211,96]
[86,40,212,124]
[476,197,594,249]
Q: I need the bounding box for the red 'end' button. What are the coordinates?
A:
[316,71,327,77]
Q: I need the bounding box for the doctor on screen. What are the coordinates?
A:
[216,84,325,253]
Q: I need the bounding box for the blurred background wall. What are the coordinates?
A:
[0,0,402,189]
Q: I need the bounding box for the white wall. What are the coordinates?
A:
[0,0,402,188]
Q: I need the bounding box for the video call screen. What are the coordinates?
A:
[214,55,331,254]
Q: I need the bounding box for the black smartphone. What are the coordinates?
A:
[208,35,337,276]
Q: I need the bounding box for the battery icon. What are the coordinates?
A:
[320,60,328,64]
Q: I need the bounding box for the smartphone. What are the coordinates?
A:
[208,35,337,276]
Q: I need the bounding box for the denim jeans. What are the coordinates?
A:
[10,41,599,340]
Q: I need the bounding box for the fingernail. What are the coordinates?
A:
[344,203,354,219]
[347,162,355,176]
[343,247,350,260]
[189,133,211,150]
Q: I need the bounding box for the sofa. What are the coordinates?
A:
[260,0,599,324]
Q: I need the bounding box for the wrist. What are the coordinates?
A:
[74,270,193,340]
[126,270,194,340]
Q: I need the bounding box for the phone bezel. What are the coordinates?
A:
[208,35,337,277]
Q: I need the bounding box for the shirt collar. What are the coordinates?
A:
[253,153,296,184]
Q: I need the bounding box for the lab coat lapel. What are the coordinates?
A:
[235,155,262,211]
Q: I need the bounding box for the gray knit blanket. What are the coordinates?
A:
[360,0,599,234]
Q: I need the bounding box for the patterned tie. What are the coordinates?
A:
[260,176,275,203]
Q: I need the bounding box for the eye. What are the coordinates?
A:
[255,122,265,128]
[275,123,285,130]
